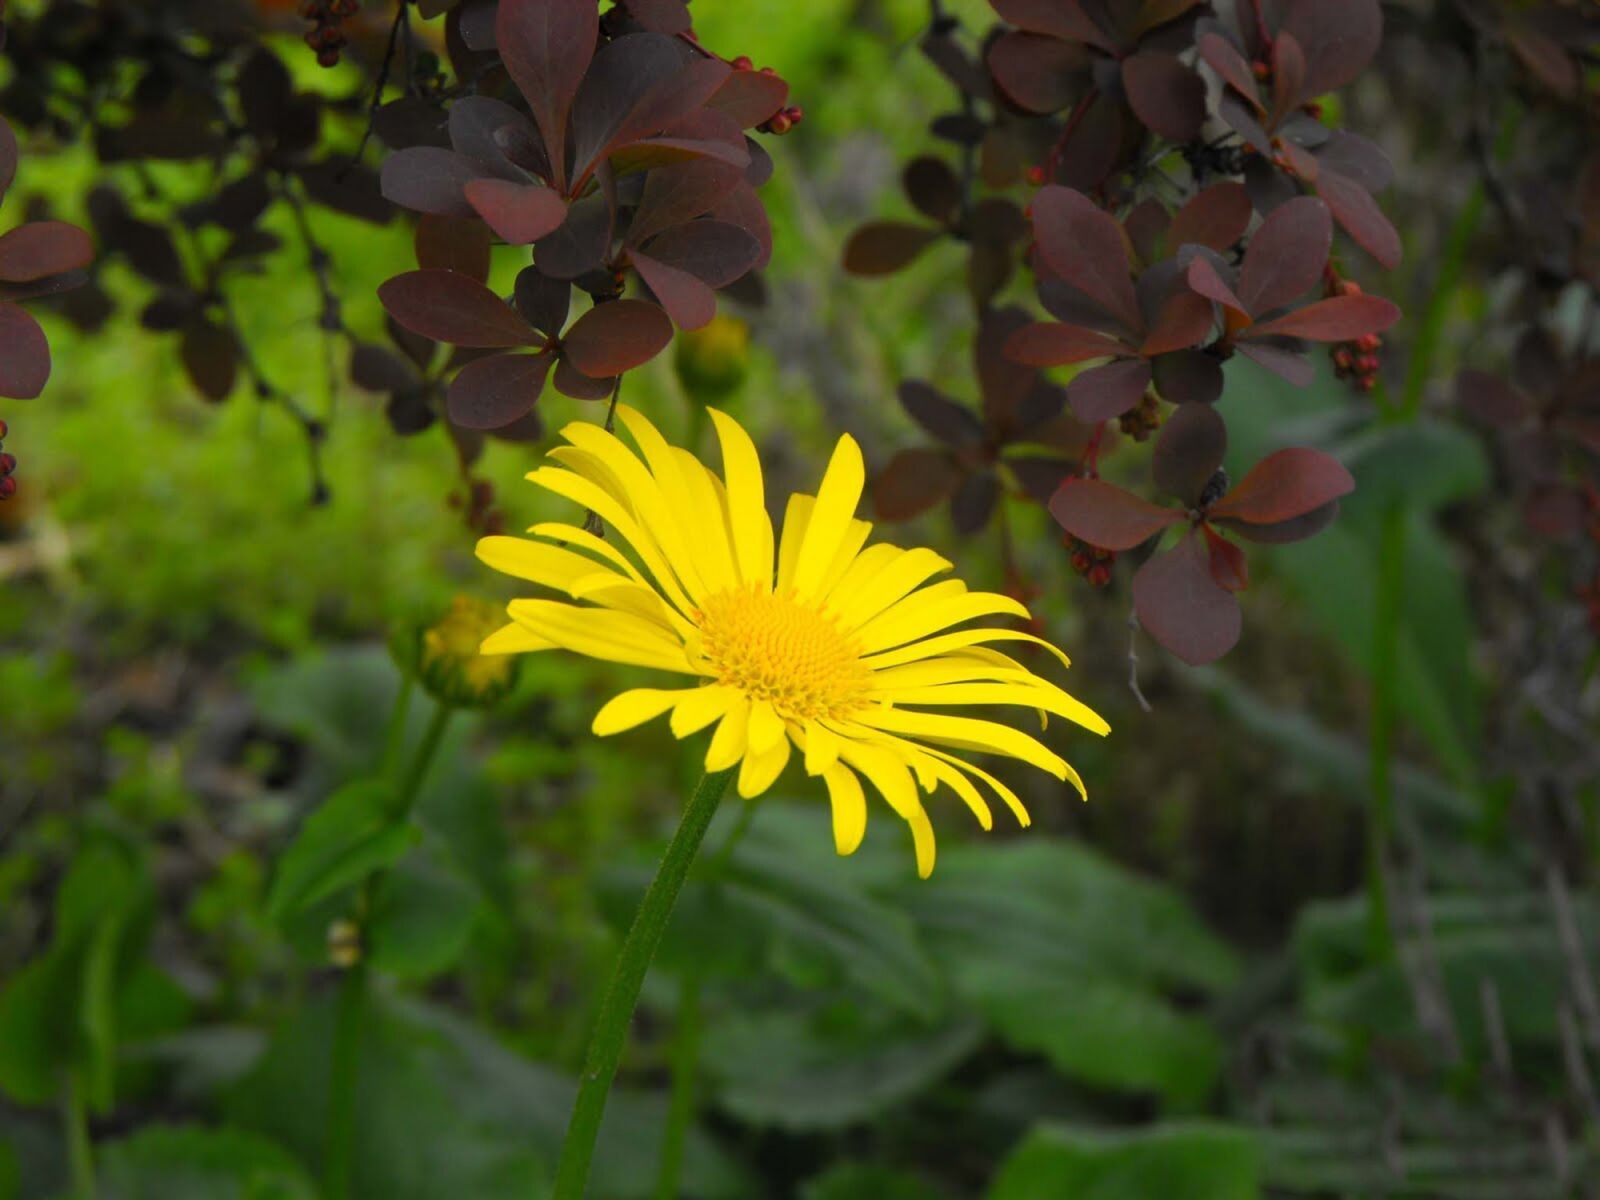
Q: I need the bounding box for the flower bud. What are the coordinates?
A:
[393,595,520,709]
[674,313,750,401]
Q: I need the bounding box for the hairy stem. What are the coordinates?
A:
[554,770,732,1200]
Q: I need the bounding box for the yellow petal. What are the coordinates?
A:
[476,535,614,594]
[822,763,867,855]
[529,522,648,586]
[568,572,695,639]
[737,733,790,798]
[802,719,841,776]
[775,493,813,594]
[816,517,873,602]
[747,698,786,756]
[850,706,1070,780]
[922,746,1033,826]
[855,588,1030,655]
[670,446,740,593]
[669,684,740,737]
[593,688,686,736]
[883,682,1109,737]
[480,621,554,655]
[861,627,1073,673]
[829,546,953,630]
[707,407,774,590]
[705,695,751,772]
[925,755,994,830]
[507,598,692,674]
[791,433,866,600]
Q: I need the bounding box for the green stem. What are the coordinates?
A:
[652,799,756,1200]
[64,1072,94,1200]
[554,770,732,1200]
[324,698,453,1200]
[652,974,701,1200]
[323,965,367,1200]
[381,677,414,777]
[1367,501,1406,956]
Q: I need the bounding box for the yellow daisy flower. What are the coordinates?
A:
[476,405,1108,877]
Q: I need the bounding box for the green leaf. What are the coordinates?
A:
[703,1002,983,1131]
[266,780,417,923]
[802,1163,948,1200]
[988,1122,1261,1200]
[98,1125,317,1200]
[365,849,484,981]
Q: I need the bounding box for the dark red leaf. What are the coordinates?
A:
[904,157,962,225]
[1270,31,1309,119]
[0,116,16,201]
[1198,33,1263,111]
[901,381,984,447]
[448,95,545,180]
[1281,0,1383,95]
[1066,359,1152,421]
[874,448,965,521]
[569,36,729,178]
[1203,525,1249,592]
[1152,403,1226,506]
[607,108,750,176]
[710,183,773,270]
[463,178,568,244]
[380,146,482,216]
[1237,196,1332,316]
[628,159,745,246]
[991,0,1116,52]
[1049,478,1180,550]
[987,32,1084,113]
[561,299,673,377]
[1031,186,1142,331]
[1184,256,1249,318]
[1236,339,1314,386]
[641,220,761,287]
[1007,455,1076,502]
[1056,94,1125,192]
[1209,447,1355,524]
[1315,169,1403,269]
[1169,182,1252,252]
[977,306,1043,430]
[379,269,539,348]
[0,222,94,283]
[415,214,492,280]
[1124,199,1171,266]
[1133,531,1242,665]
[1133,0,1203,36]
[533,194,613,280]
[179,320,239,402]
[1152,349,1225,405]
[513,267,570,338]
[1218,93,1271,154]
[350,344,417,393]
[706,67,789,129]
[1214,499,1340,544]
[496,0,597,191]
[620,0,692,35]
[1317,132,1393,193]
[843,221,940,276]
[1249,294,1400,342]
[447,351,552,428]
[0,302,49,399]
[1141,290,1215,356]
[632,251,717,329]
[552,355,615,400]
[952,471,1001,534]
[1122,52,1206,143]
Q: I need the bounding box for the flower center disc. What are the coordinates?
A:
[695,586,871,722]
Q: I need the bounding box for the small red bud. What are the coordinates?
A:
[732,55,753,70]
[1357,333,1380,352]
[1071,551,1091,572]
[767,112,792,134]
[1025,165,1045,185]
[759,66,777,76]
[1251,61,1270,79]
[1333,349,1352,369]
[1358,354,1380,373]
[1356,376,1376,392]
[1087,563,1112,588]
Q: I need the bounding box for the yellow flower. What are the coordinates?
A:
[476,406,1108,877]
[401,595,520,709]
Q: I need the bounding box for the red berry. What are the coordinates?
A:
[1071,551,1091,572]
[1356,376,1376,392]
[732,55,753,70]
[1342,280,1362,296]
[759,66,777,76]
[1026,165,1045,185]
[317,47,341,67]
[1333,349,1352,370]
[0,476,15,499]
[0,453,14,475]
[1358,354,1380,373]
[767,112,792,134]
[1357,333,1380,352]
[1251,61,1270,79]
[0,418,8,439]
[1087,563,1112,588]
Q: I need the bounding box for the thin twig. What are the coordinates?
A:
[343,0,409,176]
[1127,609,1153,713]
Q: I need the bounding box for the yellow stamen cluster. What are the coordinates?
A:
[694,585,871,722]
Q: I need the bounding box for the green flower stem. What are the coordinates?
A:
[324,697,454,1200]
[653,799,756,1200]
[554,770,732,1200]
[65,1070,95,1200]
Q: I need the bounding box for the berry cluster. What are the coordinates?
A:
[1118,390,1162,442]
[299,0,359,69]
[730,59,803,134]
[1065,534,1114,588]
[0,419,13,500]
[1328,281,1381,392]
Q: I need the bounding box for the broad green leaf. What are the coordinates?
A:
[98,1125,316,1200]
[266,779,417,923]
[365,849,484,981]
[802,1162,948,1200]
[702,1002,983,1131]
[988,1122,1261,1200]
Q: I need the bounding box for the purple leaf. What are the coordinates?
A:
[1067,358,1152,421]
[641,220,761,287]
[1281,0,1383,96]
[513,267,570,338]
[448,351,552,428]
[874,448,964,520]
[1152,403,1226,506]
[1031,186,1142,331]
[0,116,16,201]
[900,381,984,447]
[1121,51,1206,143]
[496,0,597,191]
[843,221,940,276]
[1316,169,1403,269]
[378,269,539,348]
[632,250,717,329]
[0,222,94,283]
[991,0,1116,51]
[552,355,615,400]
[1197,34,1262,111]
[1248,294,1400,342]
[534,194,613,280]
[988,32,1084,113]
[1209,448,1355,524]
[0,302,50,398]
[1237,196,1332,316]
[414,214,492,281]
[1006,322,1130,367]
[628,158,745,246]
[561,299,673,377]
[380,147,483,216]
[1133,531,1242,665]
[1152,350,1225,405]
[1050,477,1181,550]
[569,36,729,180]
[1185,255,1249,318]
[1141,290,1215,356]
[1214,500,1340,544]
[448,95,543,180]
[706,67,789,130]
[1169,182,1252,252]
[1236,340,1315,386]
[349,344,417,393]
[464,178,569,244]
